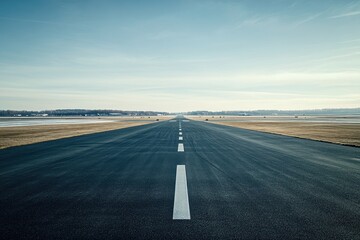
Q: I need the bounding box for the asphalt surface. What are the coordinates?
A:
[1,116,360,239]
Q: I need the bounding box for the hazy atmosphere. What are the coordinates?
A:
[1,0,359,111]
[1,2,360,239]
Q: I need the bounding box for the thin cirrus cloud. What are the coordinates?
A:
[293,13,323,27]
[330,10,360,19]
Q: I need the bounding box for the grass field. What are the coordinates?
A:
[188,115,360,147]
[0,116,173,149]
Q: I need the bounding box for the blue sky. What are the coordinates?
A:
[0,0,359,111]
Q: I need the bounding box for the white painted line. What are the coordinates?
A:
[179,128,182,131]
[179,136,183,140]
[182,120,189,122]
[179,132,182,135]
[177,143,184,152]
[173,165,190,220]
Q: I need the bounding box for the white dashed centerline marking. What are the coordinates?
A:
[173,165,191,220]
[178,143,184,152]
[179,136,183,140]
[179,132,182,135]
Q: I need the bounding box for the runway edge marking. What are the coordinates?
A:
[173,165,191,220]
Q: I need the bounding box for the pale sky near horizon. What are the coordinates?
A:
[0,0,359,112]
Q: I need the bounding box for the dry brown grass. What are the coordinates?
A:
[0,116,173,149]
[187,116,360,147]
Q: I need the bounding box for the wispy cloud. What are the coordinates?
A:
[340,38,360,44]
[308,52,360,63]
[330,10,360,19]
[236,16,279,28]
[148,31,187,40]
[293,13,322,27]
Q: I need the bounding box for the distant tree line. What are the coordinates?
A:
[185,108,360,116]
[0,109,169,117]
[1,108,359,117]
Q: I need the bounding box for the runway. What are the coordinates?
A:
[1,116,360,239]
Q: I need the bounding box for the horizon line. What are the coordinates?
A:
[0,107,359,113]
